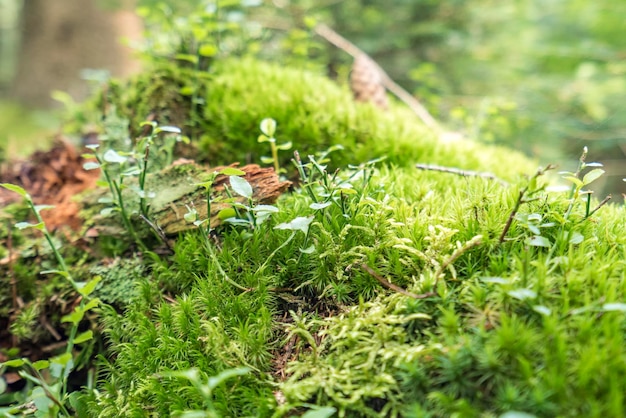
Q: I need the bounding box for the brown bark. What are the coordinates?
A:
[151,162,292,235]
[9,0,142,108]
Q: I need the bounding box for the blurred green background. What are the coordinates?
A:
[0,0,624,199]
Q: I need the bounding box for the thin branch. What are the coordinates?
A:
[499,189,525,244]
[415,163,509,186]
[314,24,440,131]
[139,214,173,253]
[499,164,556,243]
[360,263,435,299]
[586,195,612,219]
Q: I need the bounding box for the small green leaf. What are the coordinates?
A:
[229,175,253,198]
[198,44,218,57]
[276,141,292,151]
[100,207,116,216]
[184,209,198,223]
[225,217,252,226]
[122,167,141,177]
[103,149,127,164]
[260,118,277,137]
[582,168,604,186]
[78,275,102,297]
[154,126,181,134]
[206,367,250,390]
[177,412,208,418]
[15,221,44,231]
[569,232,584,244]
[34,204,54,214]
[32,360,50,370]
[140,120,156,129]
[562,176,583,188]
[499,412,537,418]
[338,188,358,195]
[31,386,53,413]
[250,205,279,213]
[61,309,83,326]
[174,53,198,64]
[300,245,316,254]
[601,303,626,312]
[73,330,94,344]
[83,161,100,170]
[310,202,332,210]
[50,90,75,107]
[1,183,29,198]
[217,208,236,220]
[83,298,100,313]
[260,156,274,164]
[257,134,272,143]
[481,277,510,284]
[527,236,551,247]
[508,289,537,300]
[219,167,246,176]
[179,86,194,96]
[527,224,540,235]
[50,352,73,367]
[302,406,337,418]
[532,305,551,316]
[275,216,314,234]
[1,358,25,368]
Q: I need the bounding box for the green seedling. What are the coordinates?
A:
[156,367,251,418]
[188,167,281,291]
[559,146,610,220]
[258,118,292,174]
[84,119,182,251]
[0,183,100,417]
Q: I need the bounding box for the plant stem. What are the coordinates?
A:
[271,141,279,174]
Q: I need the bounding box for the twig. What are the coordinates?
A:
[499,189,524,244]
[139,214,173,253]
[499,164,556,243]
[415,163,509,186]
[360,263,435,299]
[314,24,440,131]
[586,195,611,219]
[40,314,62,341]
[434,235,483,285]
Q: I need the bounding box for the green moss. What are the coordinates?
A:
[104,58,536,178]
[88,258,145,308]
[67,58,626,417]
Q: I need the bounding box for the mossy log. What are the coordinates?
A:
[148,160,291,234]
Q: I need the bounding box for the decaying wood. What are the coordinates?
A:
[149,161,291,235]
[0,140,291,238]
[0,138,101,231]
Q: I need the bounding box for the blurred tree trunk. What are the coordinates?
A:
[9,0,142,108]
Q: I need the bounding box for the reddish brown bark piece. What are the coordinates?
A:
[152,162,292,234]
[0,138,100,231]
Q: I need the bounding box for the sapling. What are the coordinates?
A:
[258,118,292,175]
[187,167,281,291]
[0,183,101,417]
[83,120,182,251]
